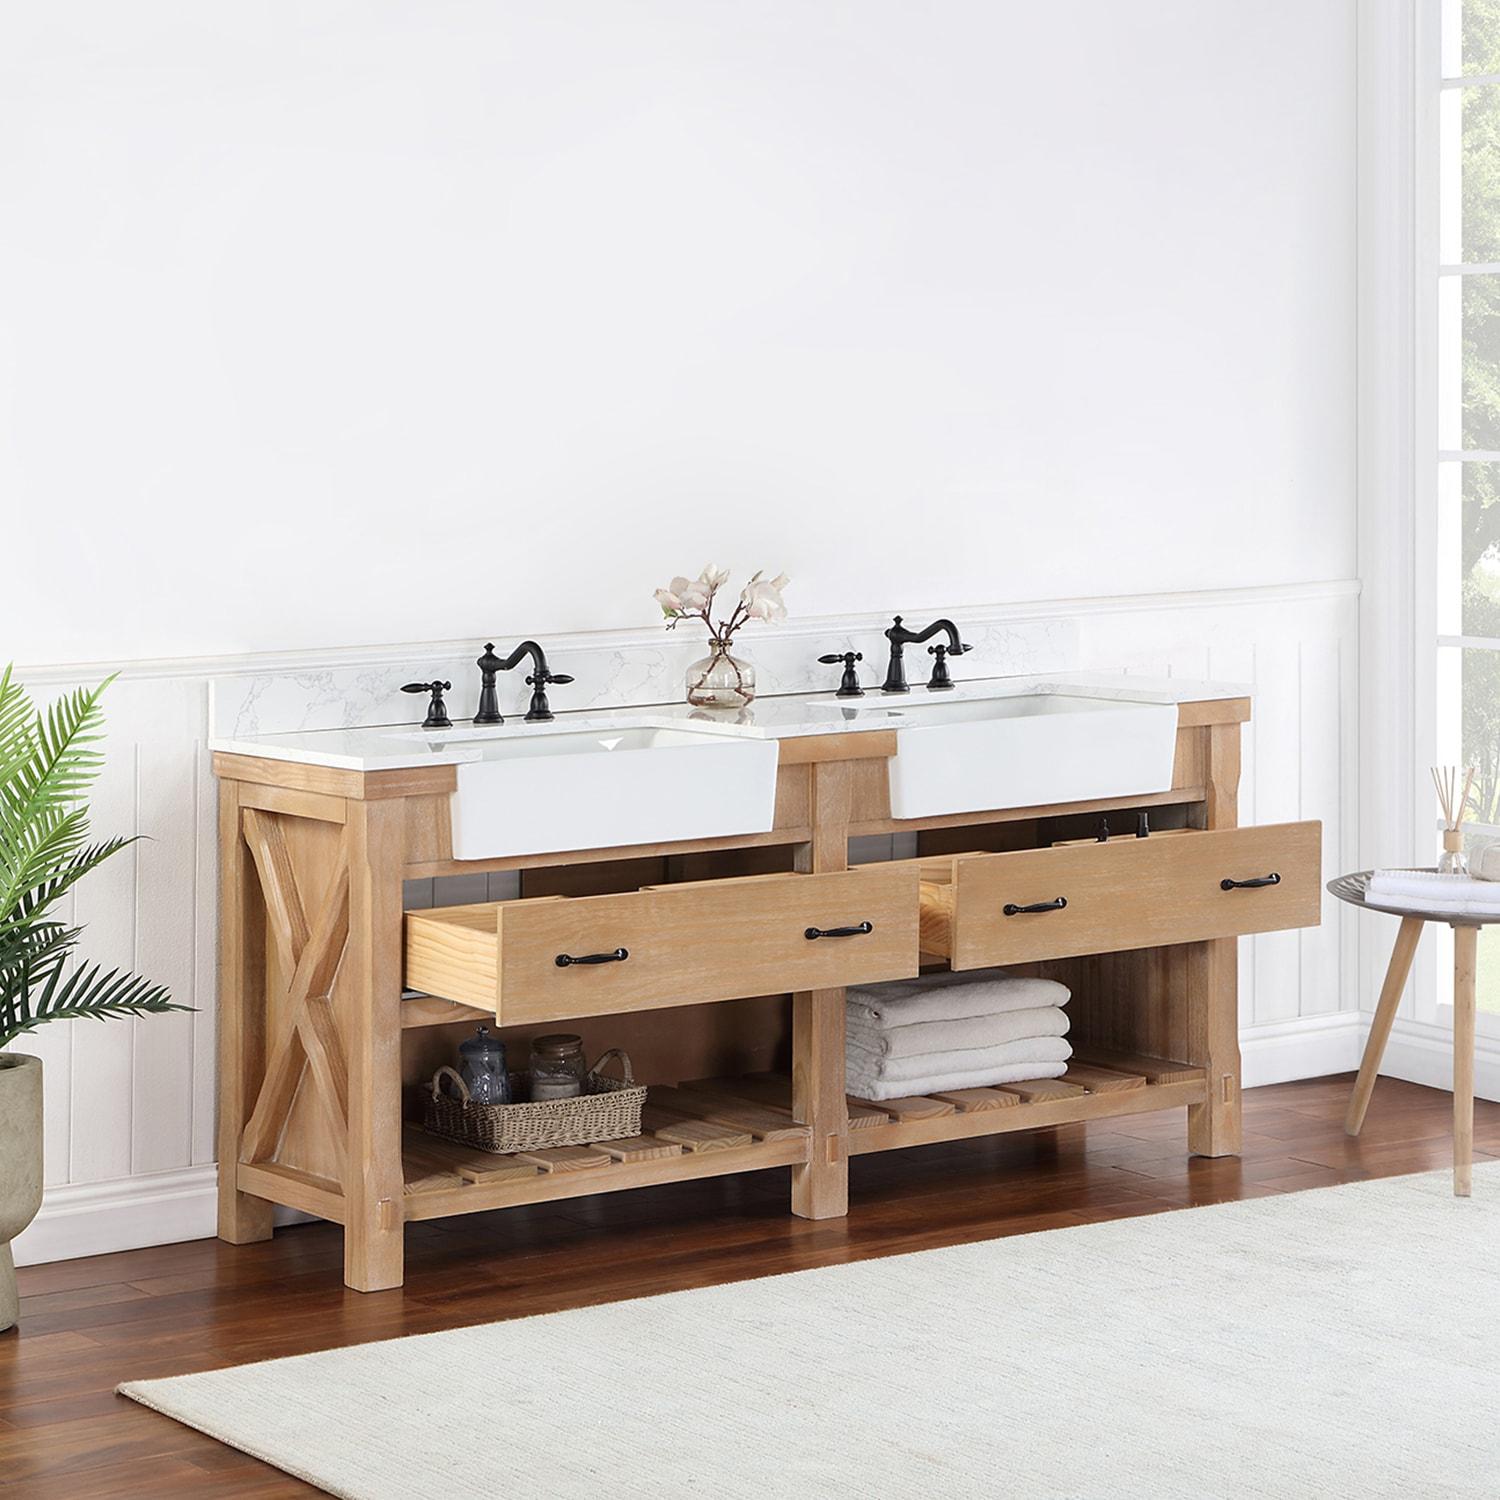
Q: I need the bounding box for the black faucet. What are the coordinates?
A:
[472,641,575,725]
[881,616,970,693]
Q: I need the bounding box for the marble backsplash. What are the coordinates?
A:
[209,609,1080,739]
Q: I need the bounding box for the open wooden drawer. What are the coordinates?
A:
[405,865,920,1024]
[917,820,1321,968]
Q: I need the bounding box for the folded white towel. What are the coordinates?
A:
[1368,894,1500,918]
[846,1005,1070,1059]
[847,1034,1073,1084]
[1369,869,1500,902]
[847,970,1069,1029]
[848,1059,1070,1101]
[1368,869,1500,916]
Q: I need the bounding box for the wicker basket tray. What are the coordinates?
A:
[423,1048,646,1154]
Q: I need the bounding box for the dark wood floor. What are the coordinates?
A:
[3,1073,1496,1497]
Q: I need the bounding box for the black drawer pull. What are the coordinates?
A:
[1003,897,1068,916]
[555,947,629,968]
[805,921,874,940]
[1220,873,1281,891]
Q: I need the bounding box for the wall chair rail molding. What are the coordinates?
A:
[12,579,1360,1266]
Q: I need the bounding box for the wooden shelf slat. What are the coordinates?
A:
[682,1072,889,1130]
[648,1086,812,1144]
[847,1094,956,1122]
[1001,1078,1087,1103]
[595,1136,684,1163]
[1060,1062,1146,1094]
[1072,1050,1205,1085]
[640,1106,752,1152]
[517,1145,613,1173]
[930,1087,1021,1113]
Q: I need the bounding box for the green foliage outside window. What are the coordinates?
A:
[1459,1,1500,822]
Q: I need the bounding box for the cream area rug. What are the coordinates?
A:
[121,1165,1500,1499]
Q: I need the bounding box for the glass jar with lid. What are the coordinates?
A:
[528,1034,587,1101]
[457,1025,512,1106]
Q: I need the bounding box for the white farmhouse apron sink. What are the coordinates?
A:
[389,725,780,860]
[813,693,1179,820]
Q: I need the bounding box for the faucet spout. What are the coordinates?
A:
[472,640,575,724]
[881,616,970,693]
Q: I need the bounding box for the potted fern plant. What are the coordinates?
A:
[1,667,188,1333]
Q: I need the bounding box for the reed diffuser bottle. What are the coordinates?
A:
[1433,765,1476,875]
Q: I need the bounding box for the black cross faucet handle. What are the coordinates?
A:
[401,680,453,730]
[818,652,865,698]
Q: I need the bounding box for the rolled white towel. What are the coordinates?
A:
[847,1005,1069,1059]
[847,1034,1072,1085]
[848,1059,1070,1101]
[847,970,1069,1028]
[1472,841,1500,881]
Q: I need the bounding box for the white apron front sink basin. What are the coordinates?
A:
[812,693,1179,820]
[413,725,779,860]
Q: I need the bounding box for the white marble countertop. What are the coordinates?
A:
[208,672,1251,772]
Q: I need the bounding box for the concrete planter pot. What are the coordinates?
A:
[0,1054,43,1333]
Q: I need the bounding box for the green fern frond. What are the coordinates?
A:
[0,667,190,1051]
[1,958,182,1049]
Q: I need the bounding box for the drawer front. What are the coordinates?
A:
[497,866,919,1023]
[946,820,1321,969]
[412,865,921,1024]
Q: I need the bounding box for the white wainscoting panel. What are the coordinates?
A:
[12,580,1360,1264]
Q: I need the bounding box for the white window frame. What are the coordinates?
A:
[1426,1,1500,1036]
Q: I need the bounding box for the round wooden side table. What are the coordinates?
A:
[1330,869,1488,1196]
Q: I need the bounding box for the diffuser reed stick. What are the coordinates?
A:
[1432,764,1477,874]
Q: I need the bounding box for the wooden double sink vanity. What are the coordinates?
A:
[212,686,1320,1292]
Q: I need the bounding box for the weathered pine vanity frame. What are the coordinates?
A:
[214,694,1320,1292]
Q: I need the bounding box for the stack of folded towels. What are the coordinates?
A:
[846,968,1071,1101]
[1367,868,1500,918]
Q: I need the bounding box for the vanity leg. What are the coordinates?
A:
[790,759,853,1219]
[1187,936,1242,1158]
[791,987,850,1219]
[1186,722,1244,1158]
[342,799,406,1291]
[217,780,274,1245]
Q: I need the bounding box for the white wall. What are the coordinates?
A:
[3,1,1354,663]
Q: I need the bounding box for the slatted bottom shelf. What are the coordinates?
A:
[401,1092,811,1220]
[677,1058,1206,1157]
[399,1053,1206,1220]
[845,1053,1208,1153]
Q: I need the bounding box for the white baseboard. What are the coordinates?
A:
[1239,1012,1363,1088]
[11,1165,218,1268]
[1375,1016,1500,1103]
[10,1165,312,1268]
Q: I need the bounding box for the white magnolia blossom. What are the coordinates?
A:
[652,564,791,640]
[741,571,790,622]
